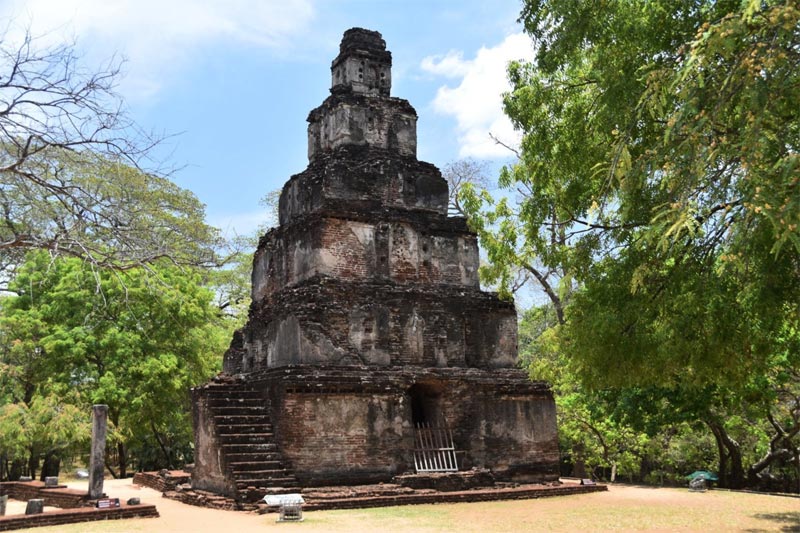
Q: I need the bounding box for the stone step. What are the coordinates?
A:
[218,433,275,444]
[207,398,264,407]
[228,461,286,472]
[204,389,260,395]
[213,415,272,425]
[221,443,278,453]
[211,406,269,415]
[216,424,273,435]
[235,477,299,488]
[225,452,284,462]
[231,469,294,479]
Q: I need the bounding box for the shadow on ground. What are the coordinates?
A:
[746,512,800,532]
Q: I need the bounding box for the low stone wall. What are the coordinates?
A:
[162,480,607,513]
[300,483,608,511]
[394,470,496,492]
[163,489,243,511]
[0,503,158,531]
[0,481,89,509]
[132,471,191,493]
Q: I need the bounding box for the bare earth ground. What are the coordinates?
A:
[9,478,799,532]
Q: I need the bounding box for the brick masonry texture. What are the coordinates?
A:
[0,481,89,509]
[192,27,560,501]
[0,503,158,531]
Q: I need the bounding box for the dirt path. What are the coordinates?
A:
[18,479,799,532]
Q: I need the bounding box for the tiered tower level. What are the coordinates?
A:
[192,29,558,498]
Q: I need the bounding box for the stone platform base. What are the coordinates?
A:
[0,503,159,531]
[0,480,91,509]
[394,469,496,491]
[297,481,607,511]
[158,477,607,513]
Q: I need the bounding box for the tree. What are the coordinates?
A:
[0,251,226,478]
[0,394,88,480]
[0,29,222,278]
[465,0,800,489]
[442,159,491,217]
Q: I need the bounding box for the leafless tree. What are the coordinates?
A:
[442,158,491,217]
[0,27,221,282]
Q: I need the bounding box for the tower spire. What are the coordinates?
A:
[331,28,392,96]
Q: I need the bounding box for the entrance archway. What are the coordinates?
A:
[407,382,443,427]
[407,382,458,472]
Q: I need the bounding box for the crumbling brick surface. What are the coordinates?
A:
[0,503,158,531]
[0,481,90,509]
[132,471,190,493]
[194,27,561,499]
[228,279,518,373]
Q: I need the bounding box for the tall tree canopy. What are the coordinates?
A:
[464,0,800,388]
[461,0,799,488]
[0,251,227,478]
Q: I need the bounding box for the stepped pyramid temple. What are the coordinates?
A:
[192,28,559,501]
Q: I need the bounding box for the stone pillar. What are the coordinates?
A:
[88,404,108,499]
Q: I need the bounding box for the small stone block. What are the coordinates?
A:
[45,476,59,487]
[580,478,596,486]
[25,499,44,515]
[0,494,8,516]
[18,476,32,482]
[127,497,141,505]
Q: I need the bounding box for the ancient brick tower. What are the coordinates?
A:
[192,28,559,500]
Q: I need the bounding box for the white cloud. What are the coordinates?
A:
[1,0,315,100]
[421,33,533,159]
[210,209,275,239]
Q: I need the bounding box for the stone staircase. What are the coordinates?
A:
[202,382,299,502]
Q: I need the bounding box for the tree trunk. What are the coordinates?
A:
[9,459,24,481]
[151,422,173,469]
[707,419,745,489]
[117,442,127,479]
[39,452,60,480]
[27,451,39,481]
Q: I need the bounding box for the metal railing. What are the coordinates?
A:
[413,421,458,472]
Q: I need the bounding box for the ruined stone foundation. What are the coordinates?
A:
[192,28,559,502]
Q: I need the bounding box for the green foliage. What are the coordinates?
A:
[0,251,226,474]
[501,0,800,390]
[1,149,223,279]
[0,395,89,463]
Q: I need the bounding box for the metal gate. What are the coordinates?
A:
[413,421,458,472]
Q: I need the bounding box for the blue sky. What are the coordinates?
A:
[1,0,535,238]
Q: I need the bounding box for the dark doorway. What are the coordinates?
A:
[408,382,443,426]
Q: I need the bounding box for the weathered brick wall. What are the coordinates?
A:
[132,471,190,493]
[251,217,479,302]
[278,146,448,226]
[247,367,559,486]
[232,280,517,373]
[308,97,417,158]
[195,26,561,496]
[274,390,408,485]
[0,482,89,509]
[450,390,560,481]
